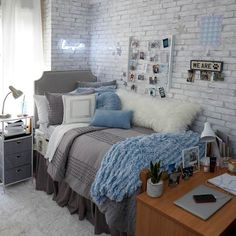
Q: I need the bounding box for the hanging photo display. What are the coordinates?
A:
[127,36,174,94]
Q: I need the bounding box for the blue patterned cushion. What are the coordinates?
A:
[96,92,121,110]
[91,110,133,129]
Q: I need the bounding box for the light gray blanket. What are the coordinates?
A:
[47,126,153,234]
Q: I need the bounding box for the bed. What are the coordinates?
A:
[34,70,203,236]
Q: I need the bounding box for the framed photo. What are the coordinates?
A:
[200,70,212,81]
[182,146,200,172]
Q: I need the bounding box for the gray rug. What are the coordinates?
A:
[0,181,108,236]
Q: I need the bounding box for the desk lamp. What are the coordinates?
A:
[0,86,23,119]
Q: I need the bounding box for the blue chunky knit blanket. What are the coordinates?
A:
[91,131,204,204]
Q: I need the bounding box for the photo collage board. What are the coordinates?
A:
[127,35,174,97]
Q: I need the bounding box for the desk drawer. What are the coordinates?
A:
[5,150,31,169]
[4,164,31,185]
[4,137,32,155]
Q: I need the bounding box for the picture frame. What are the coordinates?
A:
[200,70,212,81]
[182,146,200,172]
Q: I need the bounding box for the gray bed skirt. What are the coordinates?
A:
[34,151,132,236]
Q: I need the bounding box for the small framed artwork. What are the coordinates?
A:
[187,69,195,83]
[200,71,212,81]
[182,146,200,172]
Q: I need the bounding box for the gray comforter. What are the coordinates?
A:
[47,126,153,234]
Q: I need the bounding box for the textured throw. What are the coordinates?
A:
[91,131,205,204]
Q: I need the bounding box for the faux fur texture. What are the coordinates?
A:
[116,89,201,132]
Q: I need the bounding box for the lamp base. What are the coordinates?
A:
[0,114,11,119]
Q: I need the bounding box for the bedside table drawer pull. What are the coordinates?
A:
[16,141,21,144]
[16,169,22,173]
[16,155,21,159]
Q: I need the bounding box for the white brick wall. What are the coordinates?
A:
[42,0,91,71]
[88,0,236,154]
[42,0,51,70]
[42,0,236,154]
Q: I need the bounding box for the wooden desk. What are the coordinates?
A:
[136,169,236,236]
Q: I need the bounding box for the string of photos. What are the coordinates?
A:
[187,60,224,83]
[127,35,174,98]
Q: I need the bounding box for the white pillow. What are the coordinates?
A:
[34,95,49,125]
[62,94,96,124]
[116,89,201,132]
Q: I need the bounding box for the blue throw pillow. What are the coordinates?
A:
[72,86,116,95]
[96,92,121,110]
[91,110,133,129]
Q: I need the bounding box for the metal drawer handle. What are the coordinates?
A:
[16,169,22,173]
[16,141,21,144]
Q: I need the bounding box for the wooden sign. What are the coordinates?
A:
[190,60,223,72]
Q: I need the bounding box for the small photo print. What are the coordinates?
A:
[131,39,139,48]
[187,69,195,83]
[213,72,224,81]
[200,70,212,81]
[182,146,200,172]
[137,63,146,71]
[129,72,136,82]
[153,64,160,74]
[149,40,160,49]
[129,61,137,71]
[163,38,169,48]
[140,52,145,60]
[149,76,158,84]
[131,52,139,60]
[138,74,145,80]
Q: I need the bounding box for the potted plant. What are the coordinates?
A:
[146,161,164,198]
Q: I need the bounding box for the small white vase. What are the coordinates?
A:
[146,178,163,198]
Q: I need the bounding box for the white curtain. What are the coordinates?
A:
[1,0,44,115]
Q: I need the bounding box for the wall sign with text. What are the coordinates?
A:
[190,60,223,72]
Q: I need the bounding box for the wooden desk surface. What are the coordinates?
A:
[137,169,236,236]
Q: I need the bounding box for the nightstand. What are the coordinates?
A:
[0,116,33,191]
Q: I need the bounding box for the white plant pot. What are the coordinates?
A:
[146,178,163,198]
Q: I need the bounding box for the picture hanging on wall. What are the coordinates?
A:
[127,35,174,93]
[200,15,223,47]
[129,72,136,82]
[153,64,160,74]
[187,69,195,83]
[200,71,212,81]
[138,74,145,81]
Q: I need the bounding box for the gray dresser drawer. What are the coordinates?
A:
[4,150,31,169]
[4,137,32,155]
[4,164,31,185]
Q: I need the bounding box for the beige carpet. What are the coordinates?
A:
[0,181,108,236]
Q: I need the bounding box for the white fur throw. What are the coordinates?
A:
[116,89,201,132]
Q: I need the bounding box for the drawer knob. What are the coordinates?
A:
[16,169,22,173]
[16,141,21,144]
[16,155,21,159]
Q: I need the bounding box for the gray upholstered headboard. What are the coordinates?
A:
[34,70,97,126]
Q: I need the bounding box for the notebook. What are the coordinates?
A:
[174,185,232,220]
[208,173,236,196]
